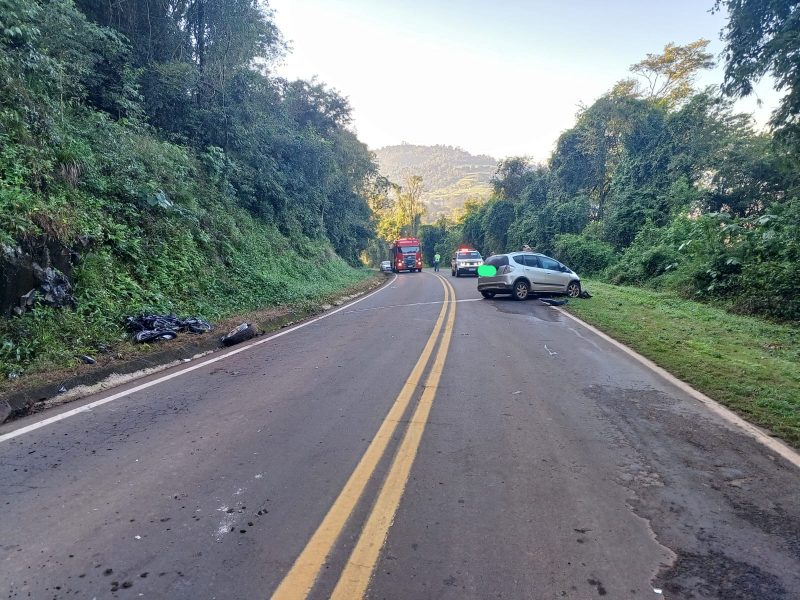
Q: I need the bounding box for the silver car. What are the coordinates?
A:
[477,252,581,300]
[380,260,392,273]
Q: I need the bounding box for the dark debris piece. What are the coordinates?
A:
[220,323,257,347]
[540,298,568,306]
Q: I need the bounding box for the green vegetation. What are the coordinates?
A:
[716,0,800,147]
[421,35,800,323]
[566,281,800,446]
[0,0,378,378]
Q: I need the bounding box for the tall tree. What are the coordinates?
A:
[492,157,532,201]
[398,175,425,237]
[629,39,715,107]
[715,0,800,145]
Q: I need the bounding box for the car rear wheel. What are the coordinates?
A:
[512,280,530,301]
[566,281,581,298]
[480,291,495,299]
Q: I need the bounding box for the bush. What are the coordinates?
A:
[605,206,800,322]
[553,233,617,275]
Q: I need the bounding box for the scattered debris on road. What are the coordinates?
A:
[125,314,213,343]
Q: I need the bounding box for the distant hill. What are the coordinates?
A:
[374,144,498,222]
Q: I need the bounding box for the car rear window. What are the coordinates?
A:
[485,255,508,267]
[457,251,481,259]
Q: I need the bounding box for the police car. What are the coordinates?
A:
[450,248,483,277]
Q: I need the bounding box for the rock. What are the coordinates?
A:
[19,289,37,310]
[0,400,12,423]
[1,240,76,316]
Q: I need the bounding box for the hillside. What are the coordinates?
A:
[374,144,497,222]
[0,1,375,379]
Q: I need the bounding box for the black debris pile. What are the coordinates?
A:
[125,314,213,343]
[36,266,75,307]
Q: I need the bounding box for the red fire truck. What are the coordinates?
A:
[390,237,423,273]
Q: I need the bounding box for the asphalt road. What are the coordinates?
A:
[1,270,799,600]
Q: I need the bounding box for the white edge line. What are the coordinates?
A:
[345,297,480,314]
[556,307,800,469]
[0,275,398,443]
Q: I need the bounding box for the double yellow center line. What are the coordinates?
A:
[271,274,457,600]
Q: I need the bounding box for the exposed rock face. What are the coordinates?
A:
[0,239,76,316]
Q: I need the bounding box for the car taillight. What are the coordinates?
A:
[498,265,513,275]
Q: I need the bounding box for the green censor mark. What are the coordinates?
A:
[477,264,496,277]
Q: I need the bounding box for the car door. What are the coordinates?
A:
[513,254,543,292]
[536,255,569,291]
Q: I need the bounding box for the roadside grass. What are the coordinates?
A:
[0,272,384,400]
[0,204,377,381]
[566,280,800,447]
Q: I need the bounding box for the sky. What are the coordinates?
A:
[267,0,781,161]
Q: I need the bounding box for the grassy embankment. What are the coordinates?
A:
[0,193,376,381]
[566,280,800,446]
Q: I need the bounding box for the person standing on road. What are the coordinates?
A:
[433,252,441,271]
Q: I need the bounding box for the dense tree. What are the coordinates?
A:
[491,157,533,201]
[433,36,798,321]
[630,39,715,106]
[715,0,800,144]
[397,175,425,237]
[0,0,381,375]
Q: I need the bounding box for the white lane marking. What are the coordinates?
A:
[0,276,398,443]
[544,344,558,356]
[345,297,481,314]
[556,308,800,470]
